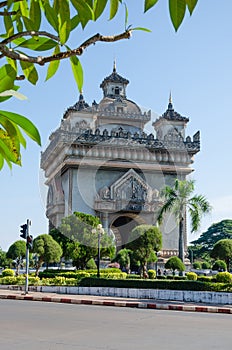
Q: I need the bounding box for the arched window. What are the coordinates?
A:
[115,87,120,95]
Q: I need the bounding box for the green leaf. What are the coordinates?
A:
[19,61,38,85]
[22,16,35,31]
[7,0,14,9]
[144,0,159,13]
[59,21,70,45]
[6,57,17,71]
[0,154,4,170]
[58,0,71,44]
[45,46,61,81]
[15,14,23,32]
[71,14,80,30]
[0,110,41,146]
[169,0,186,31]
[124,3,128,29]
[93,0,107,20]
[16,37,58,51]
[0,64,16,93]
[70,0,94,28]
[0,138,15,166]
[53,0,60,14]
[30,0,41,31]
[85,0,93,7]
[69,56,83,92]
[0,114,26,149]
[132,27,152,32]
[185,0,198,15]
[19,0,29,17]
[109,0,119,20]
[4,9,14,37]
[44,2,59,32]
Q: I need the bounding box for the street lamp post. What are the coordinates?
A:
[92,224,104,278]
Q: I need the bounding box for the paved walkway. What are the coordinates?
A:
[0,288,231,314]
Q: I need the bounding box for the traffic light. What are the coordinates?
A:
[27,235,33,250]
[20,223,28,239]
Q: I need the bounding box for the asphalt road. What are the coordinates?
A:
[0,299,231,350]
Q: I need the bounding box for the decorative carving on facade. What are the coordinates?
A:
[95,169,161,213]
[72,128,200,153]
[99,186,110,200]
[73,120,90,132]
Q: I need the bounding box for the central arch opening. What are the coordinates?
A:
[111,214,145,250]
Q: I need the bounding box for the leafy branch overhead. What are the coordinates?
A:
[0,0,198,170]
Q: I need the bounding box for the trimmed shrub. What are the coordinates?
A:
[64,278,77,286]
[0,276,17,284]
[2,268,15,277]
[156,275,167,280]
[126,274,141,279]
[99,272,127,279]
[186,272,197,281]
[86,258,97,269]
[212,260,227,272]
[197,276,212,282]
[148,269,156,279]
[167,275,187,280]
[215,272,232,283]
[202,262,211,269]
[165,257,185,274]
[193,261,202,269]
[28,276,40,285]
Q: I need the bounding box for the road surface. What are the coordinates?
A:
[0,299,231,350]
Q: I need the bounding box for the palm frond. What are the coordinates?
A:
[157,195,177,224]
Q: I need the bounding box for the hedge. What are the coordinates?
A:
[38,268,121,279]
[78,277,232,292]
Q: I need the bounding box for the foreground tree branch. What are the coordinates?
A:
[0,30,132,66]
[1,30,60,45]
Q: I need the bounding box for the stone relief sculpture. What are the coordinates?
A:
[99,186,111,200]
[96,169,160,213]
[73,120,90,132]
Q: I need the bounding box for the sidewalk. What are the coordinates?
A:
[0,288,231,314]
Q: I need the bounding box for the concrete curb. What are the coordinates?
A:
[1,293,231,314]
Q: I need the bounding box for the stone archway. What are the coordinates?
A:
[110,213,146,250]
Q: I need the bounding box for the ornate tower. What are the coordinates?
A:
[41,64,200,260]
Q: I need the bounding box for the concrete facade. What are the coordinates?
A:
[41,64,200,259]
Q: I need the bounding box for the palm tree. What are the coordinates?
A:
[157,179,211,263]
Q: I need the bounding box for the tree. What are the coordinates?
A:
[190,219,232,257]
[6,240,26,274]
[112,248,132,272]
[6,240,26,259]
[0,247,8,268]
[0,0,198,170]
[157,179,211,263]
[32,234,62,275]
[126,224,162,278]
[58,212,115,269]
[49,227,72,260]
[211,239,232,271]
[165,256,185,276]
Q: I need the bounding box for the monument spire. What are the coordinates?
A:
[168,91,174,110]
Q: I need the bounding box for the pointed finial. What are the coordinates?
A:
[169,91,172,104]
[79,90,84,100]
[168,91,173,110]
[113,59,116,72]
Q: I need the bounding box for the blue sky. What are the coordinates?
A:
[1,0,232,251]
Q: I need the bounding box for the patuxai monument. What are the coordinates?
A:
[41,63,200,260]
